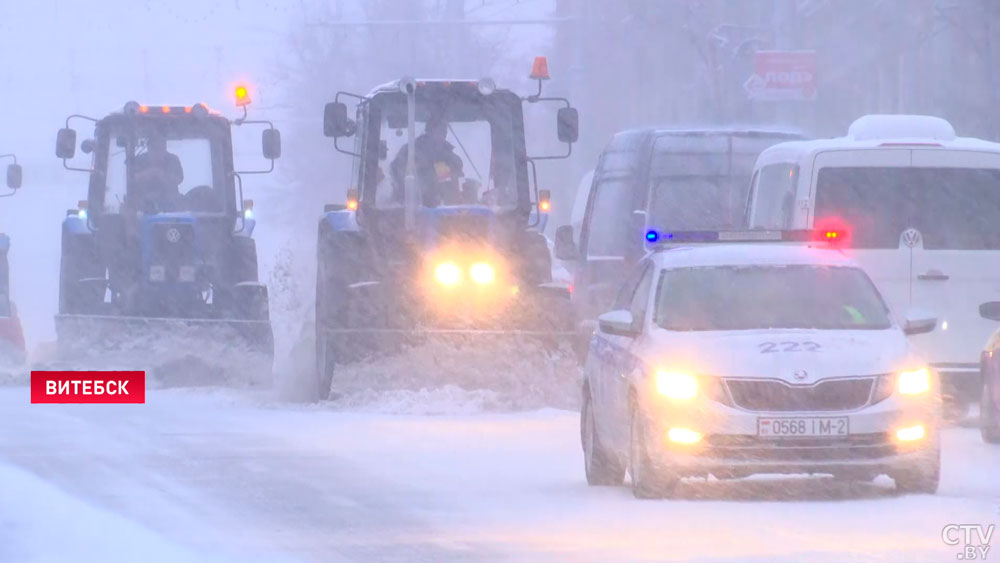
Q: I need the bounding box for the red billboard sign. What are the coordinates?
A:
[744,50,817,102]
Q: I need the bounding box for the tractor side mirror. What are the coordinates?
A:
[81,139,96,155]
[56,128,77,159]
[557,107,579,144]
[554,224,578,261]
[5,164,21,190]
[324,102,353,138]
[262,128,281,160]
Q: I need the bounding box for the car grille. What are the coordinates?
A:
[725,377,875,412]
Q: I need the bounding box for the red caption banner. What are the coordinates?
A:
[30,371,146,404]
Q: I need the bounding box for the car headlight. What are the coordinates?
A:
[656,371,697,400]
[898,367,931,395]
[871,368,931,404]
[434,263,461,286]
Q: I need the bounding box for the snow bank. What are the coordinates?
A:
[0,462,245,563]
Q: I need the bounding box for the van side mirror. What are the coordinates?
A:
[554,224,578,261]
[557,107,579,144]
[56,128,77,159]
[324,102,354,138]
[262,129,281,160]
[5,164,21,190]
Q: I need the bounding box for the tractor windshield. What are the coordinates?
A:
[370,87,522,211]
[101,118,230,215]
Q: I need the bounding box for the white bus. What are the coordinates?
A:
[746,114,1000,418]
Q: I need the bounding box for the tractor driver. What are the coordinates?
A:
[132,131,184,212]
[389,115,465,207]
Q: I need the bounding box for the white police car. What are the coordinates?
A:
[580,230,942,498]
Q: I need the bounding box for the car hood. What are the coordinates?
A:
[638,327,920,382]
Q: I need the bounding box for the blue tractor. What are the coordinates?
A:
[313,58,580,399]
[53,92,281,382]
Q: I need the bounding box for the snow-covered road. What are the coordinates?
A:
[1,385,998,562]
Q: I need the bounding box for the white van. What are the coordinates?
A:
[746,114,1000,417]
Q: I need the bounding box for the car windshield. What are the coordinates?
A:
[103,121,225,214]
[653,264,893,331]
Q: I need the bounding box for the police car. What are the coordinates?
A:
[580,230,943,498]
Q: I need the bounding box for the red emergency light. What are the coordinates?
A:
[813,217,851,248]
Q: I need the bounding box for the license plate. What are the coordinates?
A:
[757,417,849,438]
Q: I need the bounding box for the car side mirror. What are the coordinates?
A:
[262,128,281,160]
[56,128,77,159]
[903,309,937,336]
[80,139,96,155]
[324,102,354,138]
[557,107,579,144]
[5,164,21,190]
[980,301,1000,321]
[598,309,637,337]
[554,224,578,261]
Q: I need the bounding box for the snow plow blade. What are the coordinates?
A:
[53,314,274,387]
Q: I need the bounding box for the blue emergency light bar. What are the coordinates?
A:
[645,229,840,245]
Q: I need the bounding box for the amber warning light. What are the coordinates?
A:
[538,189,551,212]
[235,85,251,107]
[530,56,550,80]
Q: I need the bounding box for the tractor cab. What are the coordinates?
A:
[57,97,279,230]
[323,59,577,253]
[52,89,280,382]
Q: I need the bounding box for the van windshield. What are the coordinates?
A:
[814,167,1000,249]
[647,134,795,230]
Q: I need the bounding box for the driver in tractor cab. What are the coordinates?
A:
[132,131,184,212]
[389,115,465,207]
